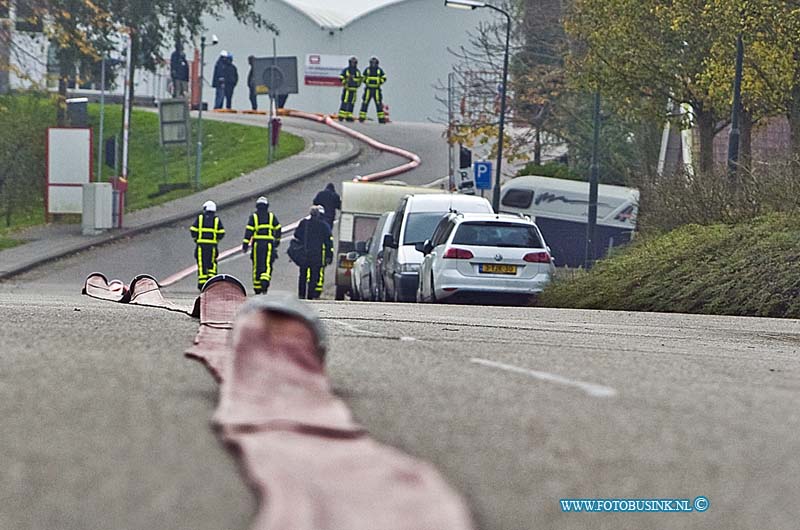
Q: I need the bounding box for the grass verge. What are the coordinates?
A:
[539,212,800,318]
[89,104,304,210]
[0,97,304,248]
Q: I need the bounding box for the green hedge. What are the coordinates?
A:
[540,212,800,318]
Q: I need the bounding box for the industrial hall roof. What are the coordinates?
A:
[282,0,408,29]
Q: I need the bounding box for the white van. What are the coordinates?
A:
[499,175,639,267]
[335,181,443,300]
[381,193,493,302]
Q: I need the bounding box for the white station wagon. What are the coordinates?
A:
[416,212,555,304]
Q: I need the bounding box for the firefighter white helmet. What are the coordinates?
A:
[220,50,228,57]
[310,205,325,216]
[370,56,379,64]
[203,200,217,212]
[256,196,269,207]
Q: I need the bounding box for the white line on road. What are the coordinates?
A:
[423,176,448,188]
[470,358,617,398]
[330,319,385,337]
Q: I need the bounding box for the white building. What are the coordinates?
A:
[3,0,491,122]
[203,0,491,122]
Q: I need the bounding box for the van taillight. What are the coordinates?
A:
[523,251,550,263]
[443,248,474,259]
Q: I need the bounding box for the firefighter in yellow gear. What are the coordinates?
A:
[242,196,282,294]
[359,56,387,123]
[190,200,225,290]
[338,56,362,122]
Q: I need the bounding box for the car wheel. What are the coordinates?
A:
[430,272,437,303]
[335,286,346,301]
[393,281,400,303]
[351,285,361,301]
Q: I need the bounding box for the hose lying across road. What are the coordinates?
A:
[160,110,421,288]
[82,273,475,530]
[279,109,421,182]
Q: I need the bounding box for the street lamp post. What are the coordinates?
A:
[585,90,601,269]
[195,36,207,190]
[727,33,744,182]
[195,35,217,189]
[445,0,511,212]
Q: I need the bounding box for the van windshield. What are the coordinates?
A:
[403,212,447,245]
[452,222,543,248]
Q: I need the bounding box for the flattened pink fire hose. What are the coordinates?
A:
[190,281,475,530]
[84,275,475,529]
[277,108,421,182]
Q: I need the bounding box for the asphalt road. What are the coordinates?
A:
[2,117,448,297]
[2,118,800,530]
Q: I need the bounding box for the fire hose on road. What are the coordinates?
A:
[82,274,475,530]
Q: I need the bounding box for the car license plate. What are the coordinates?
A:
[480,264,517,275]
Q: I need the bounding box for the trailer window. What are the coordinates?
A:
[353,216,378,244]
[501,189,533,208]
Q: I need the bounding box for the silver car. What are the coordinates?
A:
[416,212,555,304]
[349,212,394,301]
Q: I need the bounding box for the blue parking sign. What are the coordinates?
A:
[474,161,492,190]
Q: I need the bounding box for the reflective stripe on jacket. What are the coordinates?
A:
[244,211,282,243]
[340,67,362,89]
[362,66,386,88]
[190,214,225,244]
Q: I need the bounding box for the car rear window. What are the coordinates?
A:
[501,189,534,208]
[403,212,447,244]
[452,222,543,248]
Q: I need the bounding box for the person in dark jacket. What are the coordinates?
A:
[170,42,189,98]
[190,200,225,290]
[312,182,341,227]
[295,205,334,300]
[212,51,228,109]
[247,55,258,111]
[223,52,238,109]
[242,196,282,295]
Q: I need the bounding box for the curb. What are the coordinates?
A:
[0,127,361,282]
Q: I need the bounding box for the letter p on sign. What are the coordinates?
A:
[474,161,492,190]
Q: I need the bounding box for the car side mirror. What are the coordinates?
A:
[383,234,396,249]
[423,239,433,255]
[346,251,359,261]
[414,242,426,254]
[355,240,368,254]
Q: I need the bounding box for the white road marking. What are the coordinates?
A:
[331,319,385,337]
[470,358,617,398]
[423,176,448,188]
